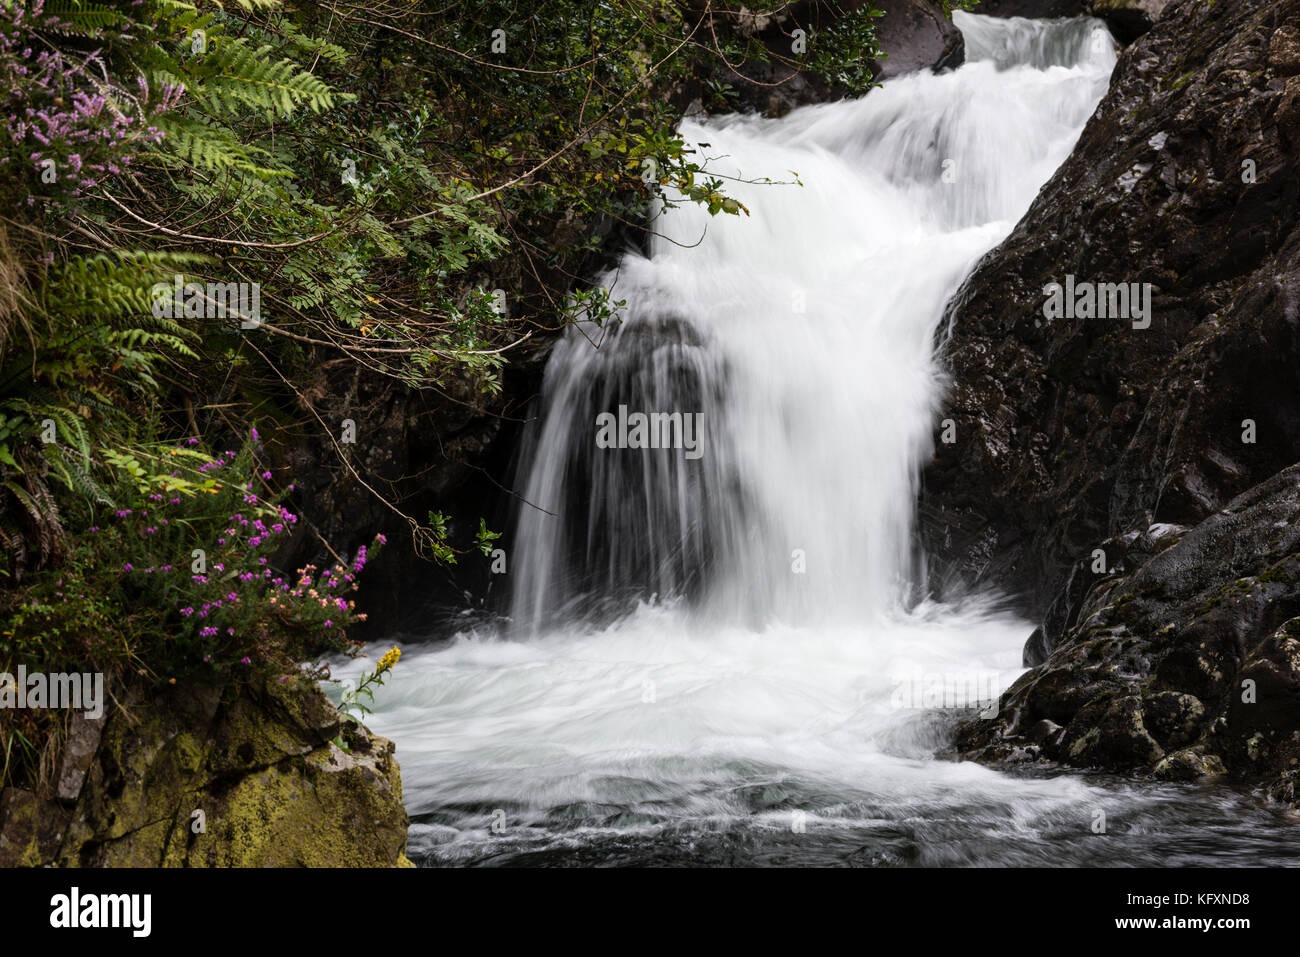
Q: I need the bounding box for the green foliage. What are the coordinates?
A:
[807,5,886,95]
[475,518,502,558]
[0,247,209,577]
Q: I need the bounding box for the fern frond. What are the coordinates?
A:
[200,39,339,117]
[44,0,122,33]
[153,113,286,175]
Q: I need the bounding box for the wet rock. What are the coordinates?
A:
[1221,619,1300,771]
[1026,718,1065,746]
[1140,690,1205,749]
[1268,23,1300,76]
[874,0,965,79]
[1276,75,1300,149]
[0,789,71,868]
[1061,694,1165,769]
[1153,747,1228,781]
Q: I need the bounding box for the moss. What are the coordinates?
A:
[0,792,50,867]
[1192,596,1223,616]
[1258,564,1296,585]
[10,680,407,867]
[207,740,406,867]
[1137,580,1167,599]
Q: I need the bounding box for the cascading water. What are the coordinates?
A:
[336,14,1300,866]
[511,12,1118,632]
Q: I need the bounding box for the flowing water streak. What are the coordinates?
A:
[330,16,1300,866]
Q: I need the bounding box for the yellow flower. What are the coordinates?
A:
[377,647,401,673]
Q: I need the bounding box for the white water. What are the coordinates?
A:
[329,15,1296,866]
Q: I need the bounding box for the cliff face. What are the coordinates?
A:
[0,679,409,867]
[927,0,1300,801]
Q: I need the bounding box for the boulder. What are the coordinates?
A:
[956,467,1300,803]
[0,677,410,867]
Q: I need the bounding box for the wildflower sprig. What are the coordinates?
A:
[334,646,401,750]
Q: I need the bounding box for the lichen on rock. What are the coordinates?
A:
[0,677,409,868]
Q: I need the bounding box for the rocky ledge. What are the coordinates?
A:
[0,678,409,867]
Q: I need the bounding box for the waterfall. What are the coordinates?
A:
[509,11,1117,631]
[341,14,1152,866]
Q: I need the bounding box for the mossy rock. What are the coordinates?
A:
[0,678,409,868]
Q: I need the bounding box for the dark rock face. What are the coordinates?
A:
[1088,1,1171,43]
[934,0,1300,804]
[874,0,966,79]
